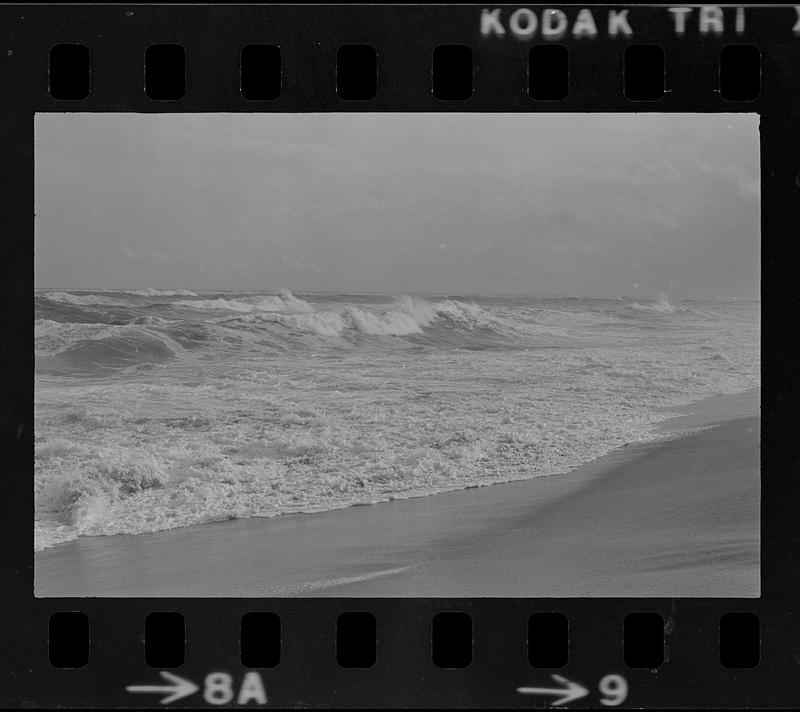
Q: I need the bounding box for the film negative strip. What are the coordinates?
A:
[0,2,793,708]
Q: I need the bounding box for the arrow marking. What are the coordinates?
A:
[517,674,589,706]
[126,671,199,704]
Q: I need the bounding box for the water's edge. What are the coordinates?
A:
[36,387,760,554]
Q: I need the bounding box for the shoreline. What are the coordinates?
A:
[34,387,759,554]
[35,387,760,597]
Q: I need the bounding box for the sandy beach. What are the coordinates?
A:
[35,388,759,598]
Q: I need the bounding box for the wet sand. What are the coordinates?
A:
[35,389,760,597]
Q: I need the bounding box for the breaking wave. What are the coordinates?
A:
[36,289,747,375]
[43,291,132,307]
[124,288,198,297]
[174,289,315,314]
[36,446,172,543]
[220,295,504,340]
[629,293,676,314]
[35,291,511,371]
[36,321,183,371]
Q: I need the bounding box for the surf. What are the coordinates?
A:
[34,291,760,551]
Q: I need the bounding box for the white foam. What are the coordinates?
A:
[274,311,346,336]
[125,288,198,297]
[346,306,425,335]
[174,289,315,314]
[44,291,131,307]
[432,299,494,326]
[629,293,676,313]
[174,297,255,312]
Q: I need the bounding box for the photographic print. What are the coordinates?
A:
[34,113,760,597]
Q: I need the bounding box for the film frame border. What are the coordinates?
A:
[1,3,795,708]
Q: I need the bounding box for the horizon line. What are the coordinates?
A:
[33,287,760,301]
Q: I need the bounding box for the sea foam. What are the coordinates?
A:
[44,291,131,307]
[629,293,676,314]
[34,292,760,551]
[125,288,199,297]
[174,289,314,314]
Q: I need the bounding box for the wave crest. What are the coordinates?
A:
[44,291,131,307]
[215,295,502,343]
[36,322,183,371]
[126,288,198,297]
[271,311,347,337]
[347,306,424,336]
[629,293,676,314]
[55,449,170,533]
[432,299,500,329]
[174,289,314,314]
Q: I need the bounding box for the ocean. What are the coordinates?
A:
[34,289,760,552]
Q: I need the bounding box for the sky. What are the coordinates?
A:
[35,112,760,298]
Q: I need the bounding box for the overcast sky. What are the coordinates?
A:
[35,112,760,298]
